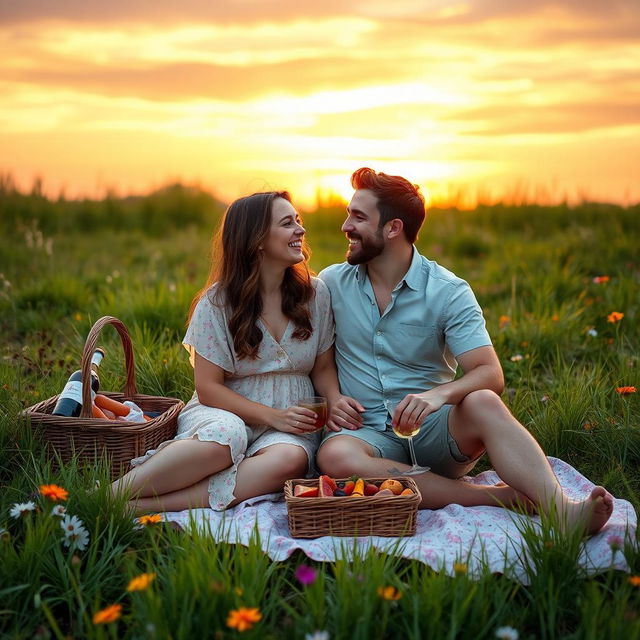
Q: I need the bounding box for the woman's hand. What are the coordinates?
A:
[326,395,365,432]
[269,406,320,435]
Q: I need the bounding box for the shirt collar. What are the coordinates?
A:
[354,246,422,291]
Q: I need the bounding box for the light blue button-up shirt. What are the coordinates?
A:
[319,248,492,431]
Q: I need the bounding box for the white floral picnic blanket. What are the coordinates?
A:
[161,457,636,583]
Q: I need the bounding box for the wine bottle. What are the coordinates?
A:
[51,348,105,417]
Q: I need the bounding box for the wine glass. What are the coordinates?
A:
[386,402,430,476]
[297,396,327,431]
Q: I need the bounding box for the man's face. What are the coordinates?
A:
[342,189,385,265]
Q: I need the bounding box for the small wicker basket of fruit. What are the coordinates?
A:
[284,475,421,538]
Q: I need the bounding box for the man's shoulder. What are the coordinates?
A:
[318,261,357,285]
[417,253,467,289]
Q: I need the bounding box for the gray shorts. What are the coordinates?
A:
[320,404,480,479]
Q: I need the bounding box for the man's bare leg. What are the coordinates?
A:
[449,389,613,534]
[317,435,533,511]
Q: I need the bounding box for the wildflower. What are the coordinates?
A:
[616,386,636,395]
[60,515,90,551]
[210,580,225,593]
[582,422,597,431]
[592,276,610,284]
[92,603,122,625]
[377,585,402,600]
[587,328,598,337]
[540,394,550,403]
[499,315,510,329]
[226,607,262,632]
[629,576,640,587]
[305,632,330,640]
[51,505,66,517]
[607,311,624,324]
[74,312,82,322]
[294,564,317,585]
[453,562,467,575]
[39,484,68,502]
[607,535,623,552]
[510,354,523,362]
[127,572,156,592]
[137,514,162,526]
[495,626,519,640]
[9,501,36,519]
[551,314,559,322]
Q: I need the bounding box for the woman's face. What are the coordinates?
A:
[261,197,305,267]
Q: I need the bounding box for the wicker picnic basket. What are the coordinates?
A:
[22,316,184,480]
[284,476,421,538]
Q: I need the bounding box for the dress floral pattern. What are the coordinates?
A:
[130,278,334,510]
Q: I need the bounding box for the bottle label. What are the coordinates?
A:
[60,380,83,403]
[59,381,96,403]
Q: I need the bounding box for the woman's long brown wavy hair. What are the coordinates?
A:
[188,191,314,359]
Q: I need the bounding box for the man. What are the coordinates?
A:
[319,167,612,534]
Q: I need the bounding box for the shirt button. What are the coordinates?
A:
[376,330,382,336]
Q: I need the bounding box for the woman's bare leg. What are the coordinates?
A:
[128,477,211,514]
[229,443,308,506]
[111,438,233,499]
[128,443,308,515]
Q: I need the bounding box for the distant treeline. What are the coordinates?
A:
[1,173,638,238]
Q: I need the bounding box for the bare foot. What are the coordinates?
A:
[565,487,614,536]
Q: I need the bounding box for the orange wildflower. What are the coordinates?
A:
[592,276,610,284]
[616,386,636,395]
[138,514,162,526]
[377,586,402,600]
[226,607,262,632]
[551,314,559,323]
[126,572,156,592]
[607,311,624,324]
[499,315,510,329]
[39,484,68,502]
[453,562,468,575]
[92,604,122,625]
[629,576,640,587]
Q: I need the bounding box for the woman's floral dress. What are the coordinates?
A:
[130,278,334,510]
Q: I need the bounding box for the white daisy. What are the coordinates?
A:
[60,514,90,551]
[305,632,330,640]
[9,501,36,519]
[495,626,519,640]
[51,505,67,517]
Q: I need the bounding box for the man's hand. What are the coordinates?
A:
[392,389,448,435]
[326,395,365,432]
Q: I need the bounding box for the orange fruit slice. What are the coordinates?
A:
[379,479,403,495]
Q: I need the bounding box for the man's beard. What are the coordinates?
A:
[346,228,384,265]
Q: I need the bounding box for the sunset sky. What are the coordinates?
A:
[1,0,639,208]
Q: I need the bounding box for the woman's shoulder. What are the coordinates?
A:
[309,276,331,311]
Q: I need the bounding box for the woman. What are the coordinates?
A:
[111,191,347,514]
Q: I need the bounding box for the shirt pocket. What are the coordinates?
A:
[386,322,440,366]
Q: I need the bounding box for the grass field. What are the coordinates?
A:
[0,181,639,639]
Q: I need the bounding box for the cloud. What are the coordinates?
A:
[447,103,640,135]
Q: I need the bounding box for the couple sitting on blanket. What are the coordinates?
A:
[111,167,613,536]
